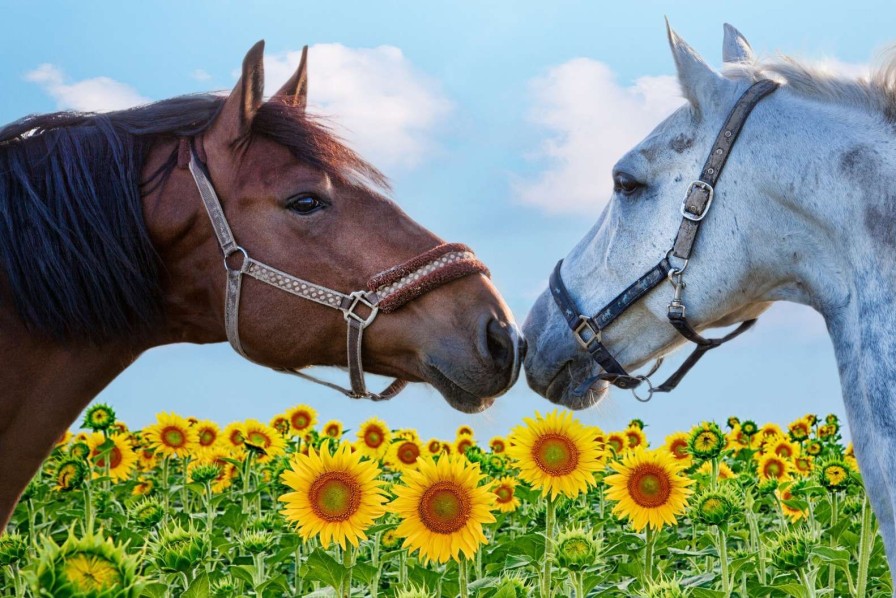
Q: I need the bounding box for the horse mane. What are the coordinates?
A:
[724,49,896,123]
[0,94,387,345]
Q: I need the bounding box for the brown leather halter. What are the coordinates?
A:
[186,142,489,401]
[550,79,779,402]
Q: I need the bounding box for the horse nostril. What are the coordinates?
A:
[484,317,514,371]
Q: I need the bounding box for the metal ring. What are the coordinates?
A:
[665,249,689,275]
[224,246,249,273]
[631,375,655,402]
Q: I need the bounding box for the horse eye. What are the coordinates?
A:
[613,172,645,196]
[286,195,325,215]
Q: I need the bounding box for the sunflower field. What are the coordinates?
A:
[0,405,890,597]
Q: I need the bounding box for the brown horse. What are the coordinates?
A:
[0,41,522,530]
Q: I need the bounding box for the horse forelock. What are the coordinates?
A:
[723,49,896,123]
[0,93,387,345]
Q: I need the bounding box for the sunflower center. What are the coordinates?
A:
[199,429,216,446]
[291,413,310,430]
[532,434,579,476]
[229,430,244,445]
[776,445,792,458]
[325,425,340,437]
[764,460,783,478]
[397,442,420,465]
[161,426,187,448]
[94,446,122,470]
[63,553,120,591]
[247,431,270,448]
[696,431,718,449]
[418,481,471,534]
[495,485,513,503]
[364,427,385,448]
[309,471,362,522]
[627,464,672,508]
[608,437,623,454]
[456,439,473,455]
[669,440,688,459]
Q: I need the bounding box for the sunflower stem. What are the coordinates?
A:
[717,526,730,597]
[644,526,656,584]
[855,494,875,598]
[342,544,354,598]
[83,476,95,535]
[370,533,380,598]
[161,456,170,522]
[540,497,557,598]
[458,556,469,598]
[828,492,838,592]
[294,540,304,597]
[399,550,408,586]
[711,457,719,490]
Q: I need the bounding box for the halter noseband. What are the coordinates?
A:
[550,79,779,402]
[185,143,489,401]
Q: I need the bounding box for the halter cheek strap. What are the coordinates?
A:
[550,79,778,402]
[185,144,489,401]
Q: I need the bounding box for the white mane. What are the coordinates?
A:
[724,50,896,121]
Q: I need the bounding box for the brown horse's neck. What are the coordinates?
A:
[0,307,147,530]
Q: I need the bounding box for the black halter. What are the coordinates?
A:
[550,79,779,402]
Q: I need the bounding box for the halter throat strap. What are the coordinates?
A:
[550,79,778,401]
[185,144,488,401]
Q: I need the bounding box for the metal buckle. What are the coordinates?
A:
[680,181,714,221]
[573,316,601,350]
[344,291,379,327]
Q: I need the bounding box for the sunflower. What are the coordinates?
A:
[356,417,391,459]
[727,424,760,452]
[687,422,725,459]
[425,439,444,456]
[241,419,287,463]
[697,460,736,480]
[82,403,116,432]
[193,420,220,452]
[664,432,693,467]
[54,458,88,492]
[507,410,602,499]
[391,455,496,563]
[269,415,290,437]
[35,528,139,597]
[286,404,318,436]
[196,448,239,493]
[143,413,198,458]
[279,441,387,549]
[776,485,807,523]
[805,439,823,457]
[456,425,474,437]
[86,432,138,482]
[819,459,853,491]
[818,423,838,439]
[760,423,784,441]
[137,446,158,472]
[489,437,507,454]
[624,426,648,452]
[396,429,420,442]
[604,448,693,531]
[322,420,344,439]
[606,432,627,456]
[55,430,73,449]
[454,435,475,457]
[132,478,154,496]
[223,422,246,452]
[491,477,521,513]
[769,437,801,460]
[756,453,793,483]
[740,420,759,436]
[788,417,812,442]
[793,455,814,477]
[389,438,424,471]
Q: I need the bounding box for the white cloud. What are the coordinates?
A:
[191,68,212,82]
[262,44,452,170]
[25,64,150,112]
[518,58,684,215]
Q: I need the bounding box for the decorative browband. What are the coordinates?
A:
[368,243,490,313]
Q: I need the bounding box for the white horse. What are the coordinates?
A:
[523,23,896,578]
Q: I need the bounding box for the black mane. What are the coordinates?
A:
[0,94,385,344]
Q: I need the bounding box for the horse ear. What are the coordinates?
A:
[666,20,724,111]
[723,23,754,64]
[211,40,266,144]
[272,45,308,111]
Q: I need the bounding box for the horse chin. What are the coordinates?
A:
[534,361,610,410]
[422,362,501,414]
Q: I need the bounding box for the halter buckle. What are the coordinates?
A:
[573,316,601,349]
[680,181,714,221]
[344,291,379,327]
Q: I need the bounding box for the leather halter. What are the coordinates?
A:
[550,79,779,402]
[185,143,489,401]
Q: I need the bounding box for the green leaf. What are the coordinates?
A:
[301,548,347,590]
[182,572,210,598]
[229,563,256,586]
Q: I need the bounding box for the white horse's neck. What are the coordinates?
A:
[763,92,896,560]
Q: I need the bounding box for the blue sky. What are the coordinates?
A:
[2,0,890,444]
